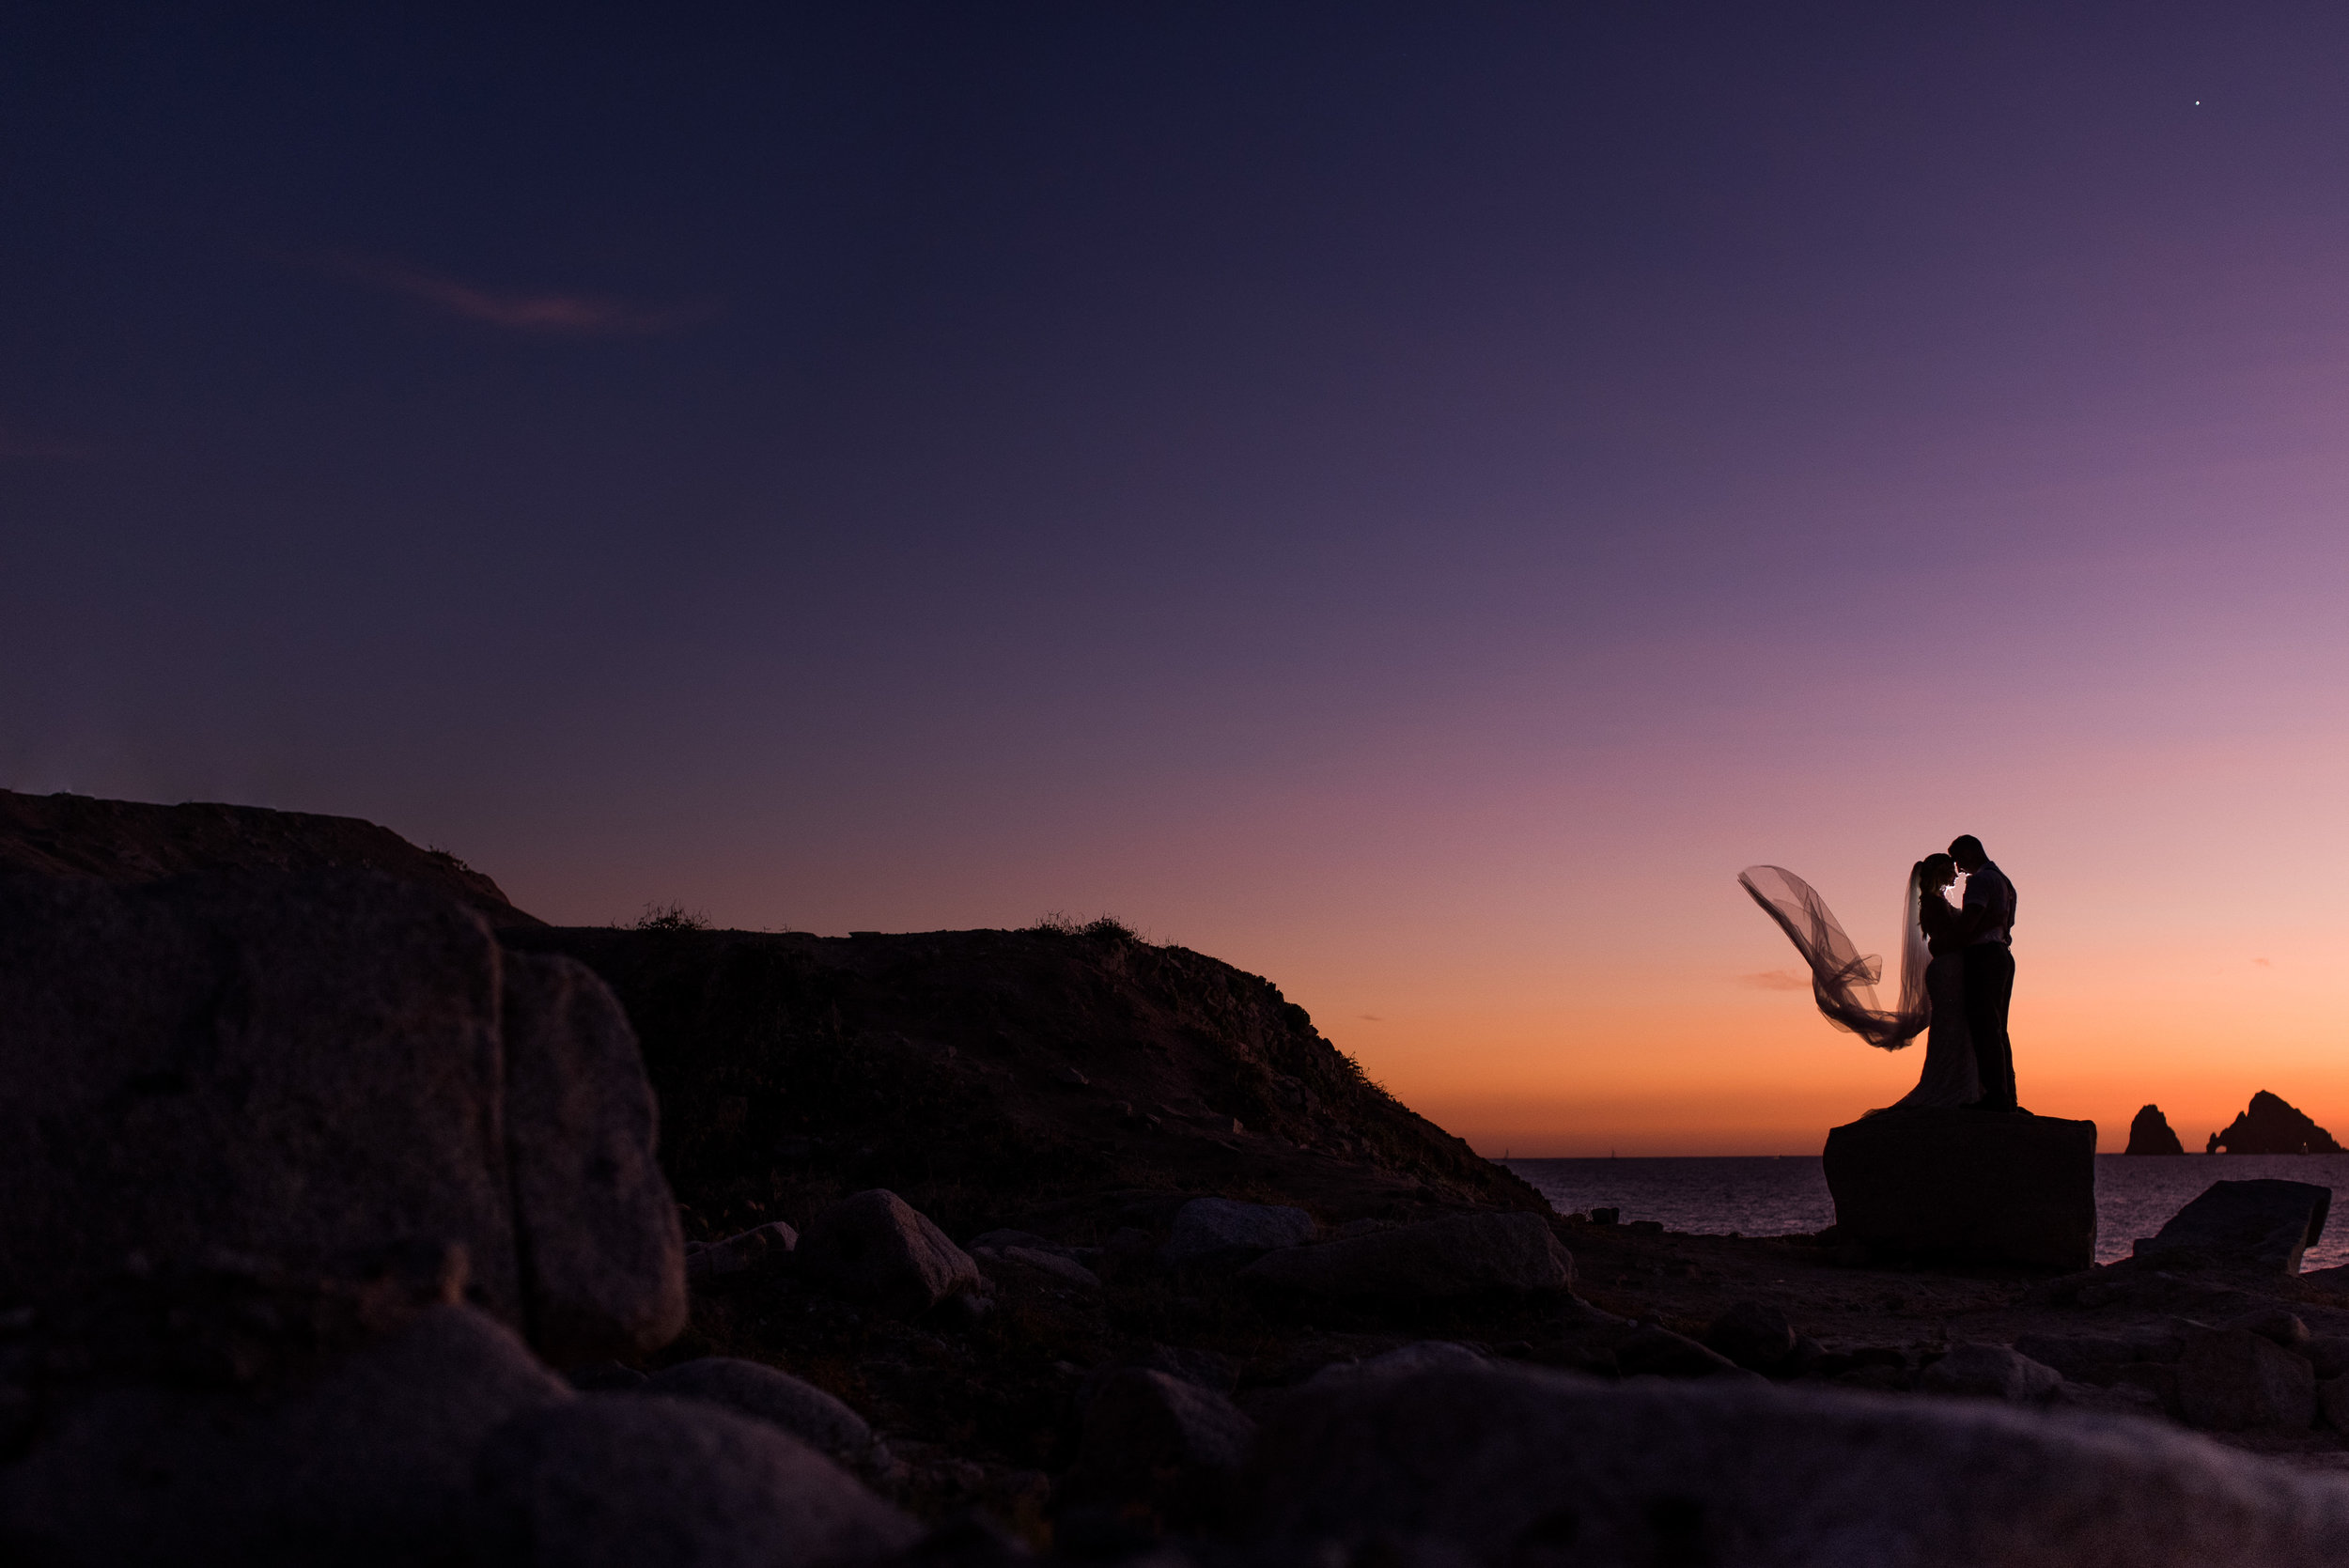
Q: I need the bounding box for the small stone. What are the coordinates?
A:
[2176,1327,2316,1431]
[2305,1337,2349,1379]
[1308,1342,1489,1388]
[1159,1198,1317,1265]
[686,1221,800,1281]
[1703,1301,1797,1374]
[1614,1327,1756,1381]
[796,1190,983,1317]
[643,1358,880,1467]
[1919,1344,2062,1405]
[1059,1369,1254,1530]
[1237,1212,1573,1299]
[999,1247,1102,1289]
[2220,1308,2310,1349]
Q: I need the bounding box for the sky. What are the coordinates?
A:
[5,4,2347,1154]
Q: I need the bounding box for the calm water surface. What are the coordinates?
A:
[1502,1155,2349,1270]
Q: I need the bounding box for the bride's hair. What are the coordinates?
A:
[1915,852,1956,890]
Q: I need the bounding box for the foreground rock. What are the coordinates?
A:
[2132,1179,2331,1274]
[470,1395,920,1568]
[1237,1212,1573,1298]
[2128,1104,2187,1155]
[0,870,684,1361]
[1249,1362,2349,1566]
[2210,1091,2341,1155]
[0,1306,568,1566]
[795,1190,984,1316]
[1822,1108,2096,1269]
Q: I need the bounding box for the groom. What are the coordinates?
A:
[1950,834,2019,1112]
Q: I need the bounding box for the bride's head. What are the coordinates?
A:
[1915,853,1957,893]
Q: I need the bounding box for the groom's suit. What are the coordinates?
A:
[1961,860,2019,1110]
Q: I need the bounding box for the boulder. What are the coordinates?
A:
[1703,1300,1796,1373]
[1919,1344,2062,1405]
[688,1221,800,1281]
[501,952,688,1361]
[2210,1092,2341,1155]
[1822,1108,2097,1269]
[2012,1333,2163,1385]
[642,1358,879,1467]
[1249,1361,2349,1566]
[469,1395,919,1568]
[0,872,521,1320]
[1237,1212,1573,1299]
[0,1305,569,1566]
[1059,1368,1254,1529]
[2127,1105,2188,1155]
[0,871,687,1365]
[2133,1180,2331,1275]
[795,1190,982,1316]
[2176,1327,2317,1431]
[1158,1198,1316,1265]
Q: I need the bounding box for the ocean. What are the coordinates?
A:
[1501,1154,2349,1271]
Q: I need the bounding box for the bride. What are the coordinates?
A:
[1738,857,1979,1111]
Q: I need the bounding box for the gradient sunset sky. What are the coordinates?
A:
[7,5,2346,1154]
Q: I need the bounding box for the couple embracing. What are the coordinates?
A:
[1740,836,2020,1115]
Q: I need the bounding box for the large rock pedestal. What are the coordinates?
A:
[1823,1109,2096,1269]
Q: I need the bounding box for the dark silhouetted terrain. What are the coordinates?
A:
[0,787,536,929]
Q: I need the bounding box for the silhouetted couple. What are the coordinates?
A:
[1737,835,2020,1116]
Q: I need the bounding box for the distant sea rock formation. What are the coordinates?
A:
[2206,1091,2341,1156]
[2126,1105,2187,1156]
[0,786,539,928]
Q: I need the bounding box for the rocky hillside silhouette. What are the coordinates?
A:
[504,922,1547,1243]
[2207,1091,2341,1155]
[2126,1105,2186,1155]
[0,787,537,928]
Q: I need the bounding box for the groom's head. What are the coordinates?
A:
[1948,835,1986,871]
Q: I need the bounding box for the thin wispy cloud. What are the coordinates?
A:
[1738,969,1810,992]
[333,254,714,336]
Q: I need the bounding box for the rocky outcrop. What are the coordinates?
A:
[0,787,537,928]
[2132,1179,2332,1275]
[1822,1108,2097,1269]
[2128,1105,2187,1155]
[2211,1092,2341,1155]
[0,870,683,1361]
[2178,1327,2318,1432]
[1248,1362,2349,1566]
[795,1189,984,1316]
[1237,1212,1574,1299]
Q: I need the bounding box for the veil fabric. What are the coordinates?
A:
[1738,864,1931,1050]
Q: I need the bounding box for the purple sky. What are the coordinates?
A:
[8,6,2347,1149]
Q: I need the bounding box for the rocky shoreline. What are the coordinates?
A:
[7,789,2349,1564]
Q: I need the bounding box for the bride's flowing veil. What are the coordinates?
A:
[1737,864,1931,1049]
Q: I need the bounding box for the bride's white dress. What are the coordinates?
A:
[1886,949,1979,1110]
